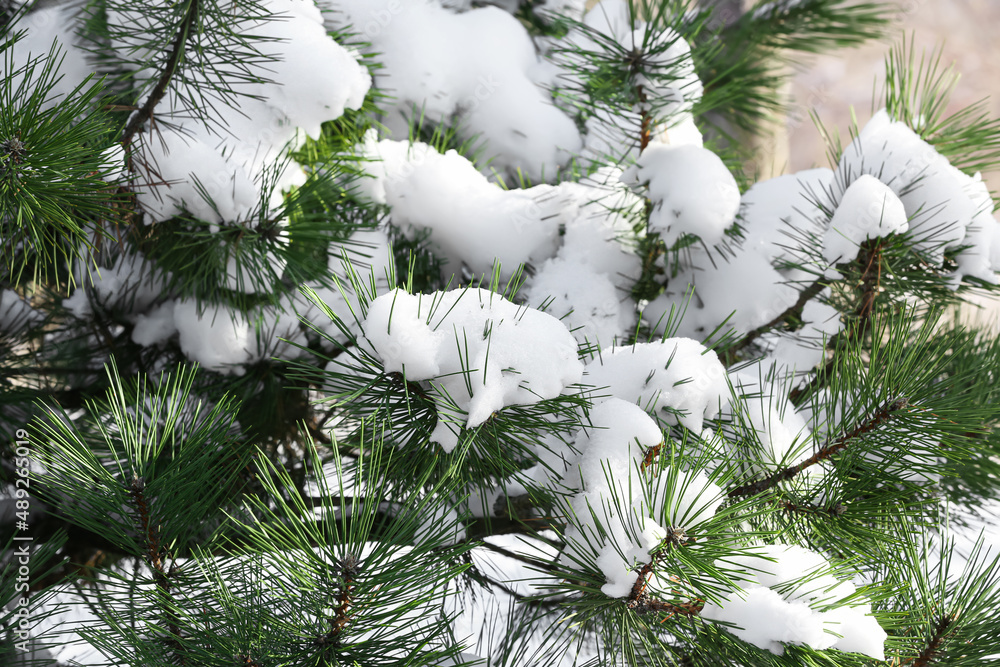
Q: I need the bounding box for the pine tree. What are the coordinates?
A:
[3,0,1000,665]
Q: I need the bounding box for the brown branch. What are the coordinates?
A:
[330,576,353,635]
[777,499,846,518]
[628,559,656,601]
[728,396,909,498]
[637,83,653,151]
[911,614,954,666]
[788,239,886,406]
[316,554,361,648]
[636,597,705,617]
[129,475,163,575]
[732,279,827,354]
[624,528,700,620]
[120,0,201,154]
[128,474,185,663]
[855,238,884,325]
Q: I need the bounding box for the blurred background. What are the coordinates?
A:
[784,0,1000,328]
[788,0,1000,197]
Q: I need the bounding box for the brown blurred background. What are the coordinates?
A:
[788,0,1000,195]
[785,0,1000,327]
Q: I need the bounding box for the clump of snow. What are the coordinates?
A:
[357,139,645,342]
[761,295,845,373]
[124,0,370,230]
[8,5,95,110]
[560,399,663,597]
[357,136,563,280]
[131,301,179,347]
[322,0,581,180]
[560,399,724,598]
[167,298,307,374]
[702,544,886,659]
[569,0,704,162]
[822,174,908,268]
[360,288,584,451]
[623,144,740,248]
[0,290,42,334]
[553,168,644,287]
[641,167,833,341]
[583,339,729,434]
[738,168,833,278]
[474,533,562,598]
[173,301,261,374]
[954,172,1000,285]
[527,259,625,347]
[291,228,398,346]
[837,110,974,270]
[571,398,662,493]
[525,167,644,346]
[63,250,168,320]
[720,368,822,487]
[124,227,390,367]
[643,247,799,340]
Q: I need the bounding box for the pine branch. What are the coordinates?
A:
[775,498,846,518]
[1,36,122,286]
[314,553,360,649]
[731,278,827,354]
[624,528,702,620]
[127,472,186,664]
[854,238,884,324]
[128,474,164,575]
[728,396,910,498]
[627,595,704,619]
[789,238,887,405]
[120,0,200,154]
[910,614,953,667]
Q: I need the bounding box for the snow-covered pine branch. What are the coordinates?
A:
[3,0,1000,666]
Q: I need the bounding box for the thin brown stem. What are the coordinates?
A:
[911,614,953,666]
[777,499,846,518]
[855,238,884,325]
[129,475,163,575]
[733,279,827,354]
[128,474,185,663]
[625,530,700,620]
[120,0,201,154]
[641,597,705,617]
[728,396,909,498]
[637,83,653,151]
[316,554,361,648]
[789,239,885,406]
